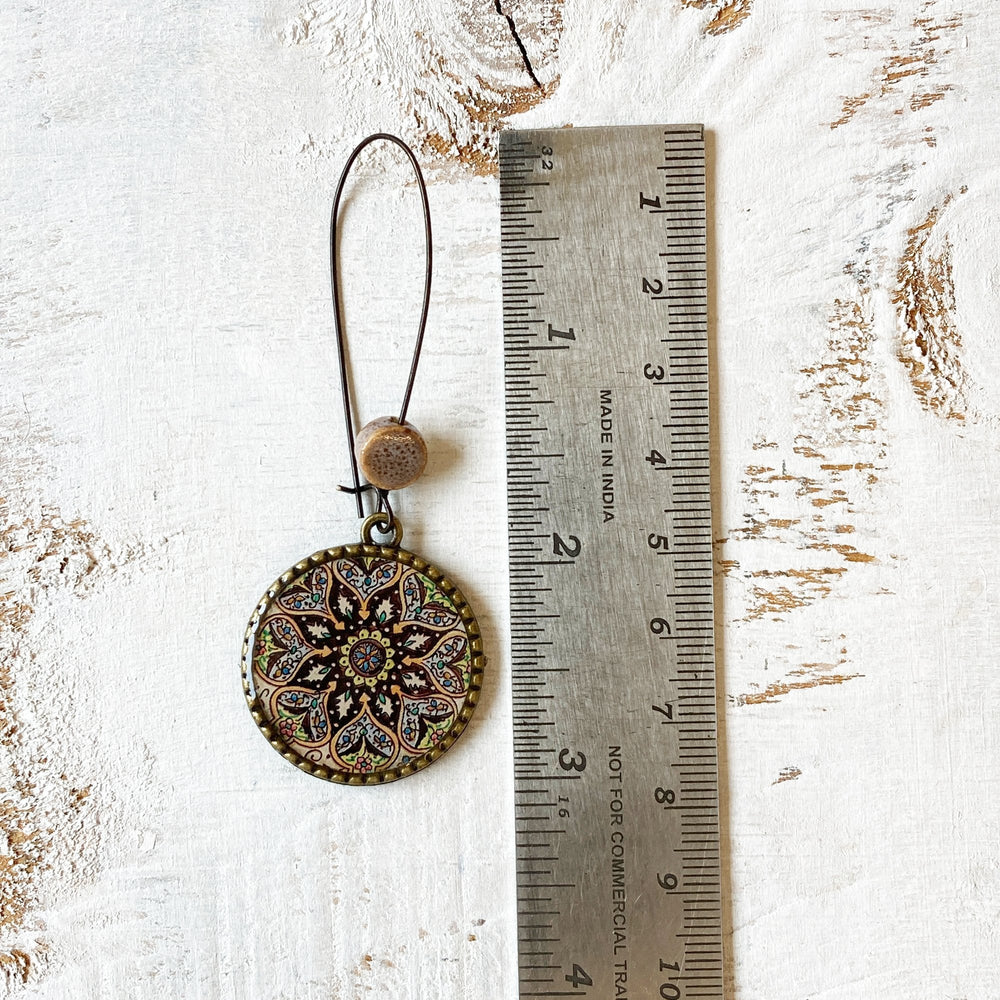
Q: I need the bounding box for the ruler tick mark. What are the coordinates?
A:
[502,124,720,998]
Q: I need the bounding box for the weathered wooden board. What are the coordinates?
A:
[2,1,999,997]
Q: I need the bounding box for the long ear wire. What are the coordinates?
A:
[329,134,433,518]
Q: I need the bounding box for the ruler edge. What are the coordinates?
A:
[500,124,725,999]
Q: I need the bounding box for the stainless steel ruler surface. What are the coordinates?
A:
[500,125,721,1000]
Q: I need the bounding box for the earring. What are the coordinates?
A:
[242,134,485,785]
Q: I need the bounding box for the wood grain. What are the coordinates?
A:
[2,0,999,997]
[894,190,969,420]
[0,419,153,990]
[679,0,754,36]
[280,0,561,174]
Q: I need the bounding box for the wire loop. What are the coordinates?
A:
[330,133,432,518]
[361,511,403,548]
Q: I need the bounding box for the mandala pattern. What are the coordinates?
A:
[245,547,482,783]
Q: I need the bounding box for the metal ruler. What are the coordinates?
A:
[500,125,722,999]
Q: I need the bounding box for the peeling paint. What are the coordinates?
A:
[772,766,802,785]
[0,507,97,985]
[735,666,864,707]
[600,3,639,69]
[718,558,740,578]
[679,0,754,36]
[828,4,963,135]
[742,567,847,621]
[0,423,145,989]
[729,302,886,583]
[280,0,562,175]
[719,296,890,704]
[909,87,952,110]
[893,190,970,421]
[412,11,561,175]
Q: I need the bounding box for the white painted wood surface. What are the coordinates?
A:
[2,1,999,996]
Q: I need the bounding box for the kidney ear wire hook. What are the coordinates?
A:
[330,133,433,527]
[242,133,483,786]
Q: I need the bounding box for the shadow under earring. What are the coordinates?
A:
[241,134,484,785]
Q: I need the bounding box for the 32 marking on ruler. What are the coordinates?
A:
[502,123,720,1000]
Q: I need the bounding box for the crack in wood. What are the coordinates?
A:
[493,0,542,88]
[278,1,561,174]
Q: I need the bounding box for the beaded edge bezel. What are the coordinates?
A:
[241,543,485,786]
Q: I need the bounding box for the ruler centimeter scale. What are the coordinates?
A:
[500,125,722,1000]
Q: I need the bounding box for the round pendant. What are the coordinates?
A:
[242,526,484,785]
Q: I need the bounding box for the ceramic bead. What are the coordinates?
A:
[354,417,427,491]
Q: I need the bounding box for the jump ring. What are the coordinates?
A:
[361,512,403,548]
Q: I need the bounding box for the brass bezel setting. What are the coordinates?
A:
[242,542,485,786]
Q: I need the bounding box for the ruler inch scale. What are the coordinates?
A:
[501,125,722,1000]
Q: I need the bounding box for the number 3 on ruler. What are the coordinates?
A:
[558,748,587,772]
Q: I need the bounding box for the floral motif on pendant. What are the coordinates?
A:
[244,546,483,784]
